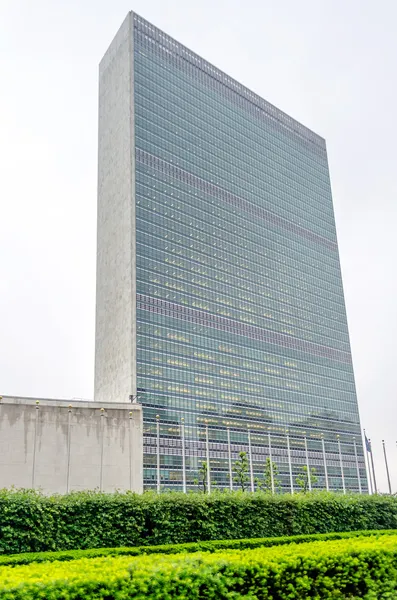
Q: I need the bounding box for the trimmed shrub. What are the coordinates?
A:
[0,488,397,554]
[1,535,397,598]
[0,529,395,567]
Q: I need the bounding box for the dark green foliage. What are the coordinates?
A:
[0,529,394,567]
[0,488,397,554]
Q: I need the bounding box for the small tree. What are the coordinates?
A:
[296,465,318,493]
[198,461,208,494]
[233,451,249,492]
[255,458,281,493]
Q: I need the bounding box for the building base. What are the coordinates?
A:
[0,396,143,494]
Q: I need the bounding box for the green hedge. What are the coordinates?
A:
[1,535,397,599]
[1,489,397,554]
[1,529,395,567]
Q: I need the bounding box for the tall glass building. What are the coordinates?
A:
[95,12,367,492]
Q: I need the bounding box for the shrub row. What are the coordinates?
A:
[1,489,397,554]
[1,535,397,599]
[1,529,395,567]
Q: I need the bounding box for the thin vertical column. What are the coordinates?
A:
[321,434,329,492]
[304,434,311,492]
[129,411,133,491]
[369,438,377,493]
[364,430,373,494]
[382,440,392,495]
[227,426,233,491]
[268,430,275,494]
[156,415,160,494]
[353,437,362,494]
[32,401,40,489]
[286,431,293,494]
[247,427,254,492]
[181,418,186,493]
[205,421,211,495]
[337,435,346,494]
[100,408,105,492]
[66,405,72,494]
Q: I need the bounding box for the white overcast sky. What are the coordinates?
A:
[1,0,396,492]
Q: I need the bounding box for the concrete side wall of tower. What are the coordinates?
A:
[95,12,136,404]
[0,397,143,494]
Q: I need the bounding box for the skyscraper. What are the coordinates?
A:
[95,12,367,492]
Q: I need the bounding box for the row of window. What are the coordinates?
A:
[133,18,326,151]
[137,269,349,350]
[134,147,336,253]
[137,295,351,363]
[137,378,359,420]
[135,224,347,324]
[136,316,357,378]
[134,109,334,240]
[135,166,340,285]
[137,334,356,391]
[136,243,348,342]
[141,405,361,441]
[133,81,334,229]
[137,344,356,398]
[136,241,348,337]
[136,209,344,316]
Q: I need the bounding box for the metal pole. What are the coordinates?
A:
[227,426,233,491]
[129,411,133,491]
[353,437,362,494]
[156,415,160,493]
[382,440,392,494]
[321,435,329,492]
[286,431,294,494]
[337,435,346,494]
[100,408,105,492]
[181,418,186,493]
[364,430,373,494]
[268,431,275,494]
[205,421,211,495]
[304,434,311,491]
[369,439,377,493]
[247,427,254,492]
[66,405,72,494]
[32,401,40,489]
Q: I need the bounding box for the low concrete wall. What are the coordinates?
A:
[0,397,143,494]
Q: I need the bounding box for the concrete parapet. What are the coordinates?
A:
[0,396,143,494]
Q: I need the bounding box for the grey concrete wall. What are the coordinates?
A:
[0,396,143,494]
[95,12,136,404]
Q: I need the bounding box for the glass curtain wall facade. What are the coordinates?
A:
[130,14,366,492]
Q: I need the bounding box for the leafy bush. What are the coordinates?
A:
[1,535,397,599]
[0,529,395,567]
[0,488,397,554]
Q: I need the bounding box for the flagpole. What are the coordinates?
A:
[227,426,233,491]
[369,438,377,493]
[247,426,254,492]
[181,418,186,493]
[286,431,294,494]
[304,433,311,492]
[337,435,346,494]
[382,440,392,495]
[353,437,362,494]
[364,430,373,494]
[268,430,275,494]
[321,434,329,492]
[205,421,211,495]
[156,415,160,494]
